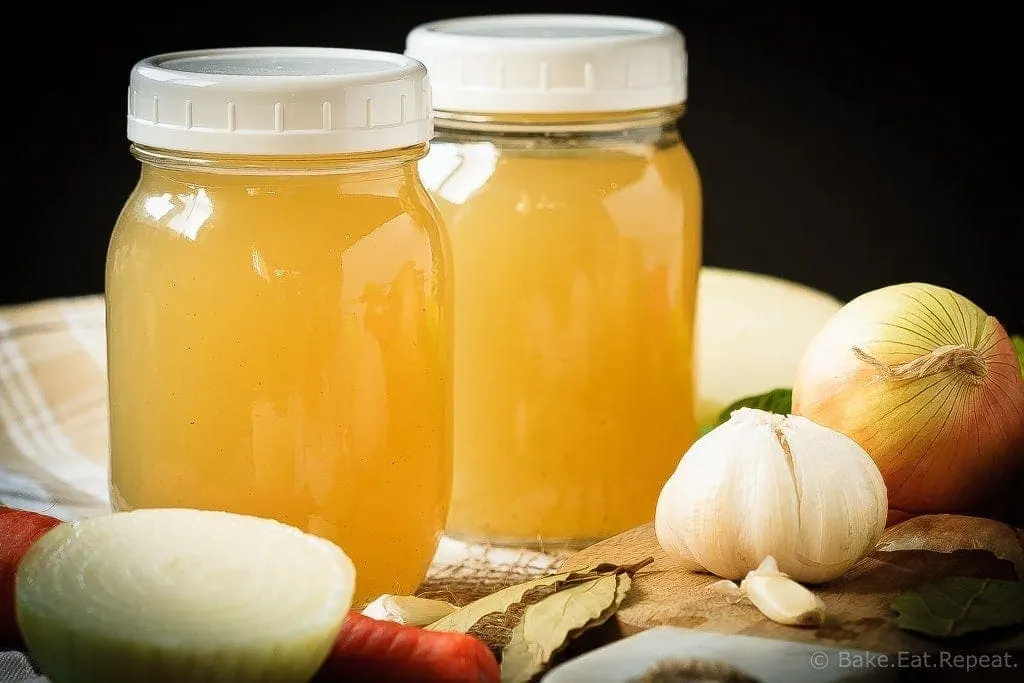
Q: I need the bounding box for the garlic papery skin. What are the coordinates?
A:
[361,594,457,626]
[740,557,826,627]
[655,407,888,584]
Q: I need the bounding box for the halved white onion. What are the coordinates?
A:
[16,508,356,683]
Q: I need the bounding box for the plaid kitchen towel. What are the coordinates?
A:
[0,296,110,521]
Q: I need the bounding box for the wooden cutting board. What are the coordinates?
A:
[561,523,1024,654]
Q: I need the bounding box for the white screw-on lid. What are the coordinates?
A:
[405,14,687,115]
[127,47,432,155]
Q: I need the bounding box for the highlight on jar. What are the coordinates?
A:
[406,14,703,548]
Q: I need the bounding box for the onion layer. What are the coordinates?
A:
[793,282,1024,517]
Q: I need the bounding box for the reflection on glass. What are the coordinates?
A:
[419,142,497,205]
[167,189,214,241]
[144,193,175,221]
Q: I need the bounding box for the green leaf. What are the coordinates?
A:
[891,577,1024,638]
[711,388,793,429]
[1012,334,1024,378]
[697,422,716,438]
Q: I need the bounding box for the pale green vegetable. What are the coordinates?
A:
[16,509,356,683]
[696,267,841,426]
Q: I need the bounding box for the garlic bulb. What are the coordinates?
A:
[655,408,888,584]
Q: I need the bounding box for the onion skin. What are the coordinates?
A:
[793,283,1024,518]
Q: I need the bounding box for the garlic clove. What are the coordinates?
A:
[360,594,457,626]
[739,557,826,627]
[747,555,782,577]
[780,414,888,582]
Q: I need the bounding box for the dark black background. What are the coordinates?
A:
[5,2,1021,329]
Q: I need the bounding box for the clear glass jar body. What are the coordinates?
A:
[106,145,452,603]
[419,108,702,546]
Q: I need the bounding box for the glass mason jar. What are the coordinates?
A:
[107,48,452,603]
[407,16,702,546]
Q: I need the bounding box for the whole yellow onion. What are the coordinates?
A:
[793,282,1024,517]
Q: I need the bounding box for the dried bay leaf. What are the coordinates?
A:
[426,558,650,683]
[877,514,1024,578]
[426,559,650,636]
[426,573,571,634]
[892,577,1024,638]
[427,567,611,634]
[500,573,633,683]
[467,582,569,659]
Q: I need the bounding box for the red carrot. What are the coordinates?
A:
[0,506,62,647]
[315,611,501,683]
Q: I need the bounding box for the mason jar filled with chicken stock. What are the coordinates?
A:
[406,15,703,546]
[107,48,452,603]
